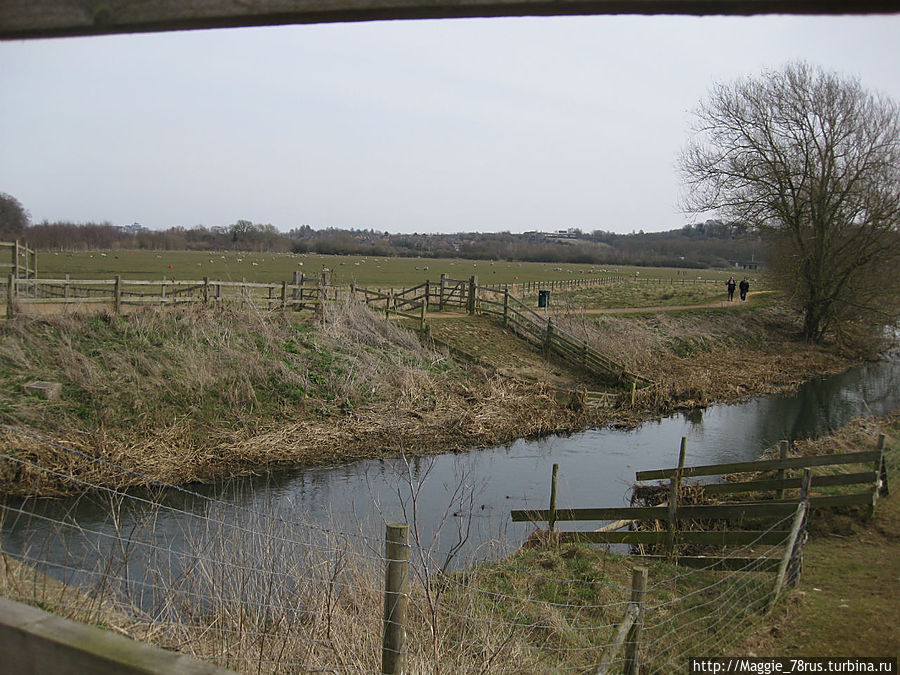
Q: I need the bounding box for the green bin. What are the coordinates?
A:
[538,290,551,308]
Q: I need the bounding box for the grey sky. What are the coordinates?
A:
[2,14,899,235]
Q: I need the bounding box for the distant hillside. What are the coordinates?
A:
[16,216,766,269]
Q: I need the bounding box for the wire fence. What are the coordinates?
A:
[0,425,800,674]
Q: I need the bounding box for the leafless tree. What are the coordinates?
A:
[680,62,900,343]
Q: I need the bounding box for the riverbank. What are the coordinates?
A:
[0,300,872,496]
[739,411,900,658]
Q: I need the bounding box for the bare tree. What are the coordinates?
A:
[680,62,900,343]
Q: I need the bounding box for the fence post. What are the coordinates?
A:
[280,281,287,311]
[502,288,509,326]
[439,274,446,312]
[624,566,648,675]
[6,273,15,319]
[291,270,300,306]
[666,438,686,560]
[869,434,889,518]
[876,434,889,497]
[770,484,810,610]
[203,276,210,304]
[776,440,789,499]
[419,294,427,332]
[545,318,553,354]
[318,272,327,319]
[383,523,409,675]
[161,276,167,302]
[467,275,477,315]
[64,274,70,299]
[114,275,121,314]
[549,463,559,532]
[12,240,19,279]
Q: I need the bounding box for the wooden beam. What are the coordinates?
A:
[3,0,900,40]
[636,450,880,481]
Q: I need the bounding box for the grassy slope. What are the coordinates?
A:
[0,304,582,495]
[741,412,900,658]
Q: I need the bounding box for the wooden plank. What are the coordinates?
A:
[14,297,110,304]
[556,529,789,546]
[635,555,782,572]
[636,451,881,480]
[511,506,667,522]
[699,472,877,495]
[510,501,795,523]
[807,492,875,508]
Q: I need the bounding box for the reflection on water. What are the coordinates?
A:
[3,357,898,586]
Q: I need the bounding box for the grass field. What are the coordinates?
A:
[34,249,743,287]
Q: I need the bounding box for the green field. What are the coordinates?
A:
[35,249,741,288]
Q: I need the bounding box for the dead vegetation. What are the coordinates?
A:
[555,304,855,411]
[0,294,872,497]
[0,302,583,496]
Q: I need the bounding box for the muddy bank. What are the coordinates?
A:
[0,302,870,497]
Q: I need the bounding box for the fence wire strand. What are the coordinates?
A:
[0,424,809,674]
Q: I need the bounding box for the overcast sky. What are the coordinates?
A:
[1,14,899,235]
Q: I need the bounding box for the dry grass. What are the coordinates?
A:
[0,302,581,496]
[555,304,853,411]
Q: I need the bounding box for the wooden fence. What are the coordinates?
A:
[634,435,890,519]
[0,240,36,280]
[354,275,649,387]
[4,274,338,316]
[512,434,889,574]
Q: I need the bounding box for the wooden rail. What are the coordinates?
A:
[356,274,653,387]
[4,275,328,315]
[635,439,890,520]
[0,240,37,280]
[510,461,808,576]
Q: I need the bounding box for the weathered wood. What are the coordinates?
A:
[623,567,647,675]
[877,434,890,497]
[549,464,559,532]
[768,501,808,611]
[512,506,667,522]
[383,523,409,675]
[776,440,789,499]
[8,0,894,43]
[636,450,881,481]
[594,603,638,675]
[665,438,687,558]
[6,273,14,318]
[555,529,791,546]
[699,472,877,495]
[511,501,796,523]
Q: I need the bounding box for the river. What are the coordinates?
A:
[1,356,898,598]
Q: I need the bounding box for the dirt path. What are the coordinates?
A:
[422,291,772,320]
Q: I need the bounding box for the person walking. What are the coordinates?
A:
[727,276,736,301]
[739,277,749,301]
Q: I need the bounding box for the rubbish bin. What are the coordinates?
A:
[538,290,551,308]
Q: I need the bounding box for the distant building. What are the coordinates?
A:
[118,222,147,234]
[728,259,762,270]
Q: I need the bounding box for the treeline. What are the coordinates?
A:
[1,192,766,268]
